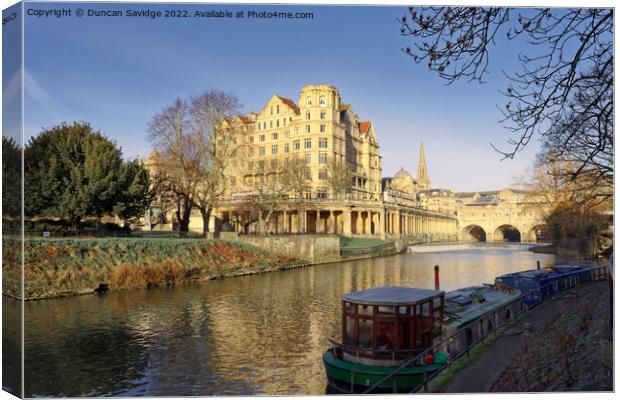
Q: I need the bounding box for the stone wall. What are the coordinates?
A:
[239,235,341,263]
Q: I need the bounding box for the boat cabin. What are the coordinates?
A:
[339,286,444,365]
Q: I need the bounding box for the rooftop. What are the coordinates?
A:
[343,286,444,305]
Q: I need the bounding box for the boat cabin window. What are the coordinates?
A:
[399,306,408,315]
[359,320,373,348]
[359,304,373,316]
[378,306,395,314]
[344,316,355,344]
[344,302,355,313]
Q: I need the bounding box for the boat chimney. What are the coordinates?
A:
[434,265,440,290]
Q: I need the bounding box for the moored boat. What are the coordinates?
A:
[323,286,448,393]
[324,282,523,393]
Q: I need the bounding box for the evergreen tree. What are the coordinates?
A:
[2,136,22,219]
[25,122,151,229]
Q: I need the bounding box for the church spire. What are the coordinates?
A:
[417,142,431,190]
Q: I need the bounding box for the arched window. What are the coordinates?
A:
[307,97,312,106]
[319,96,326,106]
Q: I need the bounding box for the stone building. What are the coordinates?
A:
[212,84,457,240]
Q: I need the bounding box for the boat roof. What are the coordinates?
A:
[445,286,522,328]
[343,286,444,306]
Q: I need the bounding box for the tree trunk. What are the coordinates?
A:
[258,216,266,236]
[297,206,305,234]
[200,206,212,237]
[176,197,192,238]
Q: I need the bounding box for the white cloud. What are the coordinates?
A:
[24,69,62,119]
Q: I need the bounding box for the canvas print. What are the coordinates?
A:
[1,1,614,397]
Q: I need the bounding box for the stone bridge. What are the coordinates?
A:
[455,189,549,243]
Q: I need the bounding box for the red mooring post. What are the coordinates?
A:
[434,265,440,290]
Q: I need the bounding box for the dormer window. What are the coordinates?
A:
[320,96,326,106]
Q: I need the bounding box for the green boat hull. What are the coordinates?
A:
[323,350,445,393]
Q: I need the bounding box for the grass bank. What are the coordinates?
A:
[2,237,300,300]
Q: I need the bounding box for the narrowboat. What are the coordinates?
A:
[323,286,448,393]
[323,283,522,393]
[440,285,522,359]
[494,265,589,307]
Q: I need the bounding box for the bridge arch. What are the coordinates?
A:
[459,225,487,242]
[493,224,521,242]
[527,224,550,243]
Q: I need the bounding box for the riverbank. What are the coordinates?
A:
[426,279,613,392]
[2,237,304,300]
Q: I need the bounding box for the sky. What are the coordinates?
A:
[6,1,550,191]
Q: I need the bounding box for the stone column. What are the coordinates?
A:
[365,211,372,236]
[343,209,352,237]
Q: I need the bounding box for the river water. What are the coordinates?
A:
[4,243,555,397]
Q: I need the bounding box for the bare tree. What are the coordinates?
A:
[281,156,311,233]
[399,7,613,193]
[241,158,288,235]
[189,90,242,236]
[326,156,353,200]
[147,99,197,236]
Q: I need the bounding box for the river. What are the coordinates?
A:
[3,243,555,396]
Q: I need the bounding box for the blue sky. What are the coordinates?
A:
[14,1,546,191]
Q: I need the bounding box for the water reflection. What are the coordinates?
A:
[20,243,554,396]
[3,297,21,397]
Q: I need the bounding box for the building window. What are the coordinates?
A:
[259,160,265,170]
[304,138,312,148]
[270,121,273,128]
[319,170,327,180]
[263,122,267,129]
[284,143,290,153]
[294,127,299,135]
[277,119,280,127]
[249,136,254,144]
[248,148,254,157]
[270,107,273,115]
[320,124,326,133]
[248,161,253,170]
[319,137,328,148]
[284,131,290,138]
[305,153,312,165]
[304,170,312,180]
[271,159,277,169]
[306,112,311,120]
[319,152,327,164]
[259,146,265,156]
[307,97,312,106]
[259,134,265,142]
[320,111,326,119]
[293,140,300,150]
[283,118,286,126]
[271,145,278,155]
[306,125,310,133]
[317,188,328,198]
[320,96,326,106]
[276,105,280,114]
[271,132,278,140]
